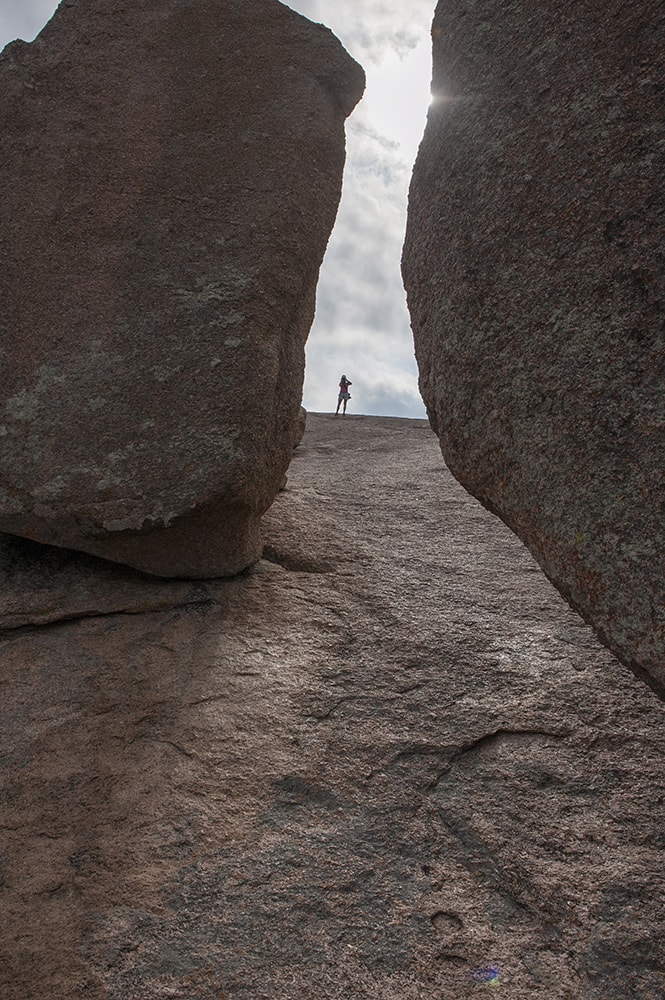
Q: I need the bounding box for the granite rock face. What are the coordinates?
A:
[2,415,665,999]
[0,0,363,577]
[402,1,665,692]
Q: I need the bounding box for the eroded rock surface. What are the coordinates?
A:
[2,415,664,999]
[0,0,363,577]
[0,533,213,629]
[402,1,665,691]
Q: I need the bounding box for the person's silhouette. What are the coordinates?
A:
[335,375,352,415]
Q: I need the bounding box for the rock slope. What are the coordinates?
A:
[402,0,665,692]
[2,415,664,999]
[0,0,364,577]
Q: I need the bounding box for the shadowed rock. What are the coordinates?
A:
[0,0,364,577]
[0,532,214,629]
[402,0,665,692]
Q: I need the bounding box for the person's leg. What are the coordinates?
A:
[342,397,347,414]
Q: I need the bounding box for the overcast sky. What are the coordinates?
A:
[1,0,434,418]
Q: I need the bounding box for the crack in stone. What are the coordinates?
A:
[0,598,216,638]
[132,737,194,759]
[306,695,365,720]
[386,727,570,792]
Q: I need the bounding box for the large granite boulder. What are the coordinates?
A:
[402,0,665,692]
[0,0,363,577]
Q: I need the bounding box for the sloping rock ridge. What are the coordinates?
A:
[402,0,665,692]
[2,416,665,999]
[0,0,364,577]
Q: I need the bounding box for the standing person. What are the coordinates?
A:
[335,375,352,415]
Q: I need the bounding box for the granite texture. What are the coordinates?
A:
[402,0,665,693]
[2,415,665,999]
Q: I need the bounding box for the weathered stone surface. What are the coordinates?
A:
[0,0,363,577]
[2,414,665,999]
[0,532,213,629]
[402,1,665,692]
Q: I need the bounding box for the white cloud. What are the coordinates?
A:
[287,0,432,418]
[301,116,425,418]
[0,0,58,46]
[284,0,432,63]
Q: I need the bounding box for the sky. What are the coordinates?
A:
[1,0,435,418]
